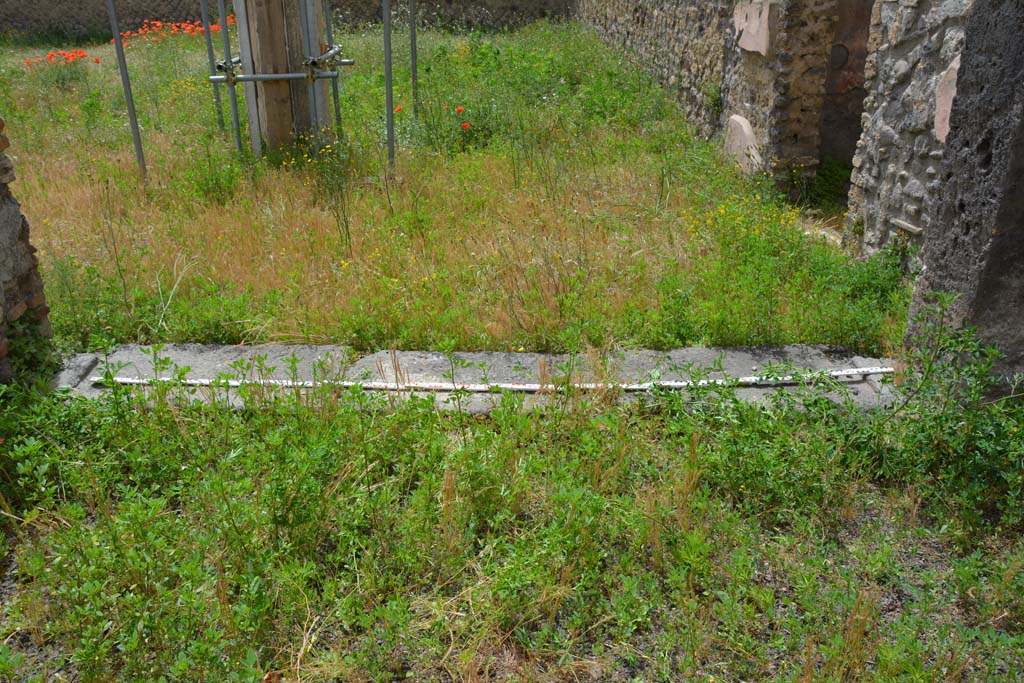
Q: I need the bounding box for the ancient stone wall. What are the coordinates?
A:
[770,0,840,184]
[0,0,204,39]
[819,0,873,164]
[908,0,1024,378]
[847,0,974,254]
[720,1,777,167]
[331,0,572,26]
[574,0,738,138]
[0,0,571,39]
[573,0,861,188]
[725,0,845,188]
[0,117,52,383]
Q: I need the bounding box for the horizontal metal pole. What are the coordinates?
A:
[209,71,339,83]
[88,367,895,395]
[311,45,343,64]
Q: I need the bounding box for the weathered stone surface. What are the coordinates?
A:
[582,0,858,187]
[724,114,763,175]
[847,0,976,254]
[575,0,737,138]
[61,344,896,412]
[0,122,51,383]
[768,0,844,188]
[819,0,873,165]
[909,0,1024,379]
[0,156,14,185]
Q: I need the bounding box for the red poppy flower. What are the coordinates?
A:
[461,122,471,130]
[94,57,101,64]
[394,105,403,113]
[455,106,465,114]
[24,59,32,67]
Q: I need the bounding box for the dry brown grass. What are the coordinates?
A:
[3,25,907,354]
[17,126,693,348]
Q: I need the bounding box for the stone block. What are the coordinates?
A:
[724,114,763,175]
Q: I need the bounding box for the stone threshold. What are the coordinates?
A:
[53,343,895,414]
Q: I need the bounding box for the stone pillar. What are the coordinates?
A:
[0,116,52,383]
[908,0,1024,378]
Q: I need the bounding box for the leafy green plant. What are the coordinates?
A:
[181,135,244,206]
[860,293,1024,535]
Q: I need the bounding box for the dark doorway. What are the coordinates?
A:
[819,0,873,166]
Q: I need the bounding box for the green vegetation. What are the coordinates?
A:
[2,22,907,356]
[801,155,857,215]
[2,18,1021,683]
[1,300,1023,681]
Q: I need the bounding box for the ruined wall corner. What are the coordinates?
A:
[0,117,53,383]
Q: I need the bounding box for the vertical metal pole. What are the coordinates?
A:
[298,0,318,136]
[105,0,147,179]
[200,0,225,129]
[217,0,244,154]
[383,0,395,168]
[232,0,263,157]
[323,0,344,135]
[409,0,418,119]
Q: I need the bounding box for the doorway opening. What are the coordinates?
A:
[815,0,874,205]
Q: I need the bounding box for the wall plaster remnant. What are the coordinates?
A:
[734,1,778,57]
[934,54,961,144]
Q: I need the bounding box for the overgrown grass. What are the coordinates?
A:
[11,19,1017,683]
[1,21,907,356]
[0,303,1022,682]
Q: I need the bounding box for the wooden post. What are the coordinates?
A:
[234,0,330,151]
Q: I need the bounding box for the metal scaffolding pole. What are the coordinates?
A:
[216,0,244,154]
[409,0,418,118]
[232,0,263,157]
[323,0,344,135]
[199,0,225,129]
[105,0,147,179]
[383,0,395,169]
